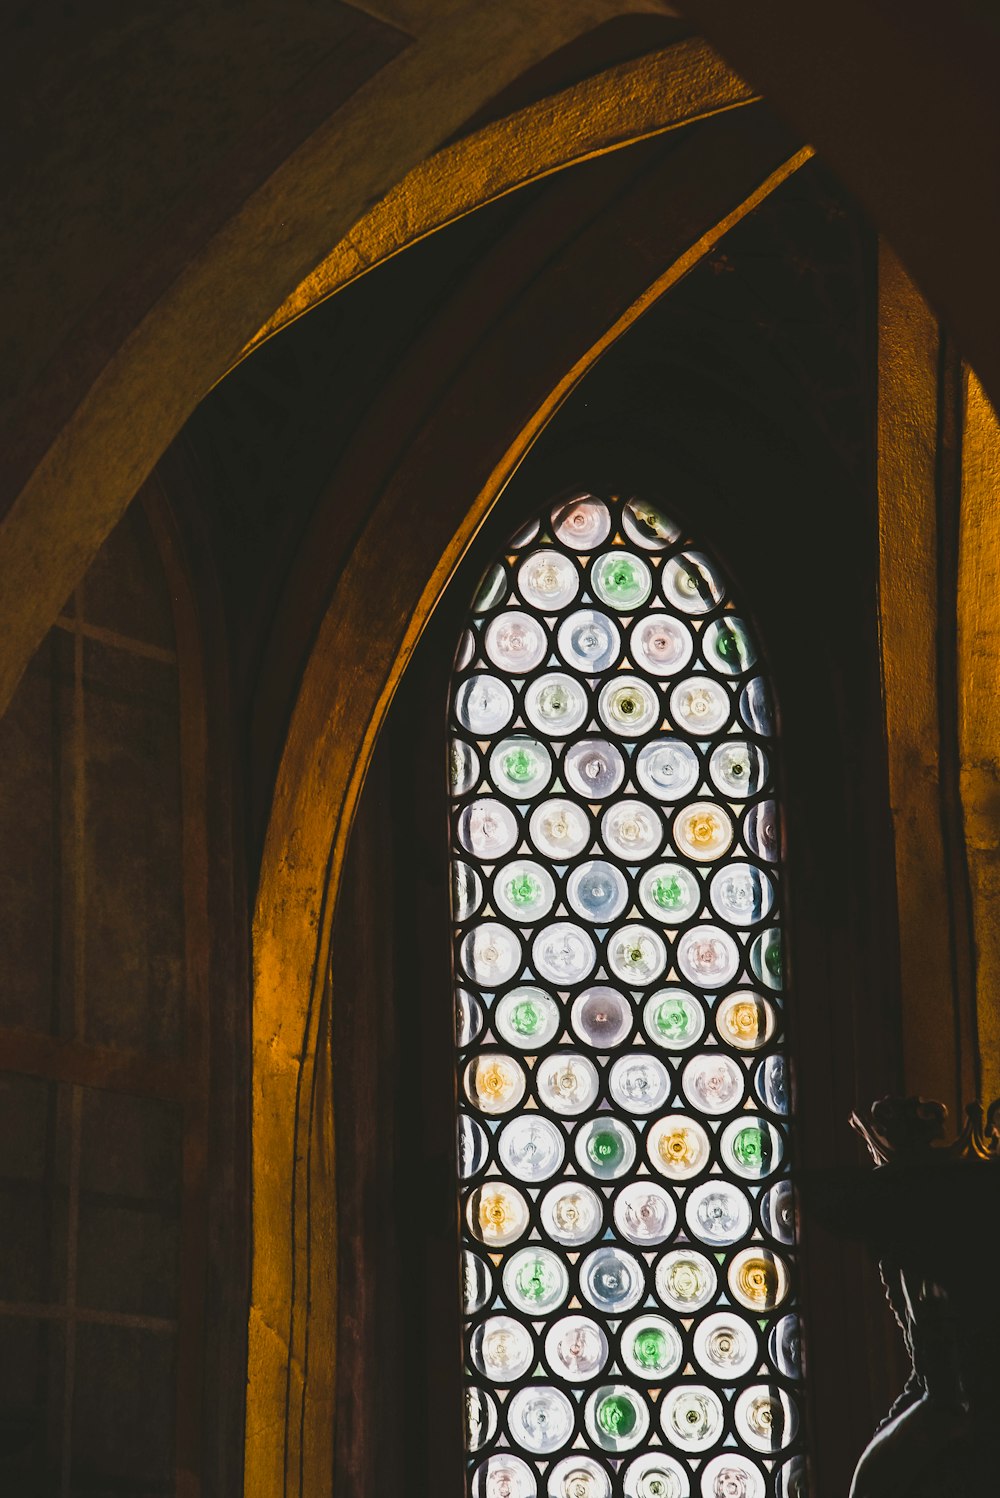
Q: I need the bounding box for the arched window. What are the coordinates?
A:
[449,492,803,1498]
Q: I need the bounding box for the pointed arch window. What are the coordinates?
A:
[448,492,805,1498]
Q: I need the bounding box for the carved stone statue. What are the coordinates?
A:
[839,1098,1000,1498]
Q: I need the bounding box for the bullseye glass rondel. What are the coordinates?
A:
[518,550,581,610]
[450,494,801,1497]
[613,1181,676,1244]
[455,674,515,735]
[494,987,561,1049]
[524,672,589,736]
[623,1453,689,1498]
[529,797,590,859]
[630,613,693,676]
[485,610,548,674]
[548,1456,611,1498]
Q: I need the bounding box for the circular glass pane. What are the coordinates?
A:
[558,609,621,673]
[462,1250,493,1314]
[503,1247,570,1315]
[673,802,734,862]
[699,1456,765,1498]
[485,610,548,673]
[591,551,653,612]
[517,550,581,610]
[743,799,780,862]
[450,738,480,795]
[620,1314,683,1379]
[622,497,681,550]
[498,1114,565,1182]
[681,1052,745,1114]
[639,863,701,924]
[676,925,741,988]
[494,862,562,916]
[472,564,509,614]
[533,922,597,985]
[660,1384,724,1452]
[551,496,611,551]
[710,862,774,926]
[770,1313,802,1379]
[544,1315,609,1380]
[762,1179,796,1245]
[493,860,556,922]
[457,799,519,860]
[607,924,667,986]
[630,614,693,677]
[613,1181,676,1245]
[536,1053,601,1115]
[608,1053,670,1114]
[734,1385,798,1453]
[466,1183,530,1247]
[655,1249,717,1312]
[575,1119,637,1182]
[728,1247,790,1312]
[490,736,552,800]
[471,1454,536,1498]
[709,739,769,799]
[598,675,659,736]
[547,1456,612,1498]
[464,1053,526,1114]
[461,920,522,986]
[693,1311,759,1379]
[539,1184,604,1248]
[508,1385,575,1454]
[455,674,516,734]
[458,1115,489,1179]
[662,552,725,614]
[685,1180,753,1246]
[756,1053,789,1113]
[643,988,706,1050]
[739,676,774,735]
[702,616,758,676]
[624,1453,690,1498]
[721,1116,784,1179]
[571,986,632,1049]
[465,1387,498,1452]
[635,737,700,801]
[456,988,484,1048]
[670,675,731,736]
[567,860,629,924]
[750,928,783,990]
[585,1384,650,1452]
[600,799,663,860]
[524,672,589,736]
[580,1246,644,1314]
[647,1115,710,1180]
[529,797,590,859]
[470,1317,534,1382]
[455,628,476,670]
[715,991,777,1052]
[508,517,541,549]
[452,860,483,920]
[775,1458,807,1498]
[564,738,625,799]
[494,987,561,1049]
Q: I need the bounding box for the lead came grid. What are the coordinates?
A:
[448,495,806,1498]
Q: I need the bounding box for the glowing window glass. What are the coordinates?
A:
[449,493,806,1498]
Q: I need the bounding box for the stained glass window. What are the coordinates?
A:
[448,493,805,1498]
[449,494,808,1498]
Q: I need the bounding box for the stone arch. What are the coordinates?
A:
[248,111,807,1495]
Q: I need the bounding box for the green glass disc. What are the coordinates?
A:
[597,1394,637,1439]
